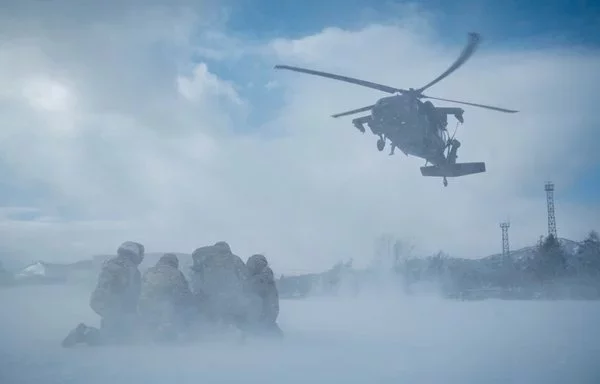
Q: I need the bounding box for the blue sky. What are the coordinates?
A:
[226,0,600,46]
[205,0,600,89]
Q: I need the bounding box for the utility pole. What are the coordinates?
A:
[500,221,510,261]
[545,181,557,238]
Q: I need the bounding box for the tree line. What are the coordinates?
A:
[395,231,600,300]
[275,231,600,300]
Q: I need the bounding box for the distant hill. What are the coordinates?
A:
[10,252,197,286]
[92,252,194,274]
[12,259,96,285]
[481,237,579,263]
[474,237,580,273]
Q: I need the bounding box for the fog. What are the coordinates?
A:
[2,283,599,384]
[2,1,600,383]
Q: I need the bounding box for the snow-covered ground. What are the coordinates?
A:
[1,284,599,384]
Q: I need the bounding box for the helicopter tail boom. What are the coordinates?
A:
[420,162,486,178]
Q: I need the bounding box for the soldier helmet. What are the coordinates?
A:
[117,241,145,265]
[247,254,268,273]
[213,241,232,254]
[158,253,179,268]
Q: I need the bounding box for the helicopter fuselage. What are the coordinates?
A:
[356,94,450,165]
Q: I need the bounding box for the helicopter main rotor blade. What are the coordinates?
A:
[331,105,375,118]
[274,65,405,94]
[421,95,518,113]
[416,32,481,94]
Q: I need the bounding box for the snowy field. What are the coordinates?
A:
[1,284,600,384]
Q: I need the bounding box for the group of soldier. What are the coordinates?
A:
[61,240,281,347]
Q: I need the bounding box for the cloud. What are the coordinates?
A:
[1,3,599,273]
[178,62,245,106]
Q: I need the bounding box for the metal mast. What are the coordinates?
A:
[500,222,510,261]
[545,181,557,238]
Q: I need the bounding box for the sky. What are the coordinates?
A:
[0,0,599,273]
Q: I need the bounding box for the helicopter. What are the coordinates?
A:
[274,32,518,187]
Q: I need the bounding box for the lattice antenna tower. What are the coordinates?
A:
[500,221,510,260]
[545,181,557,238]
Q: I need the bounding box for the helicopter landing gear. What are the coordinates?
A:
[376,137,385,151]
